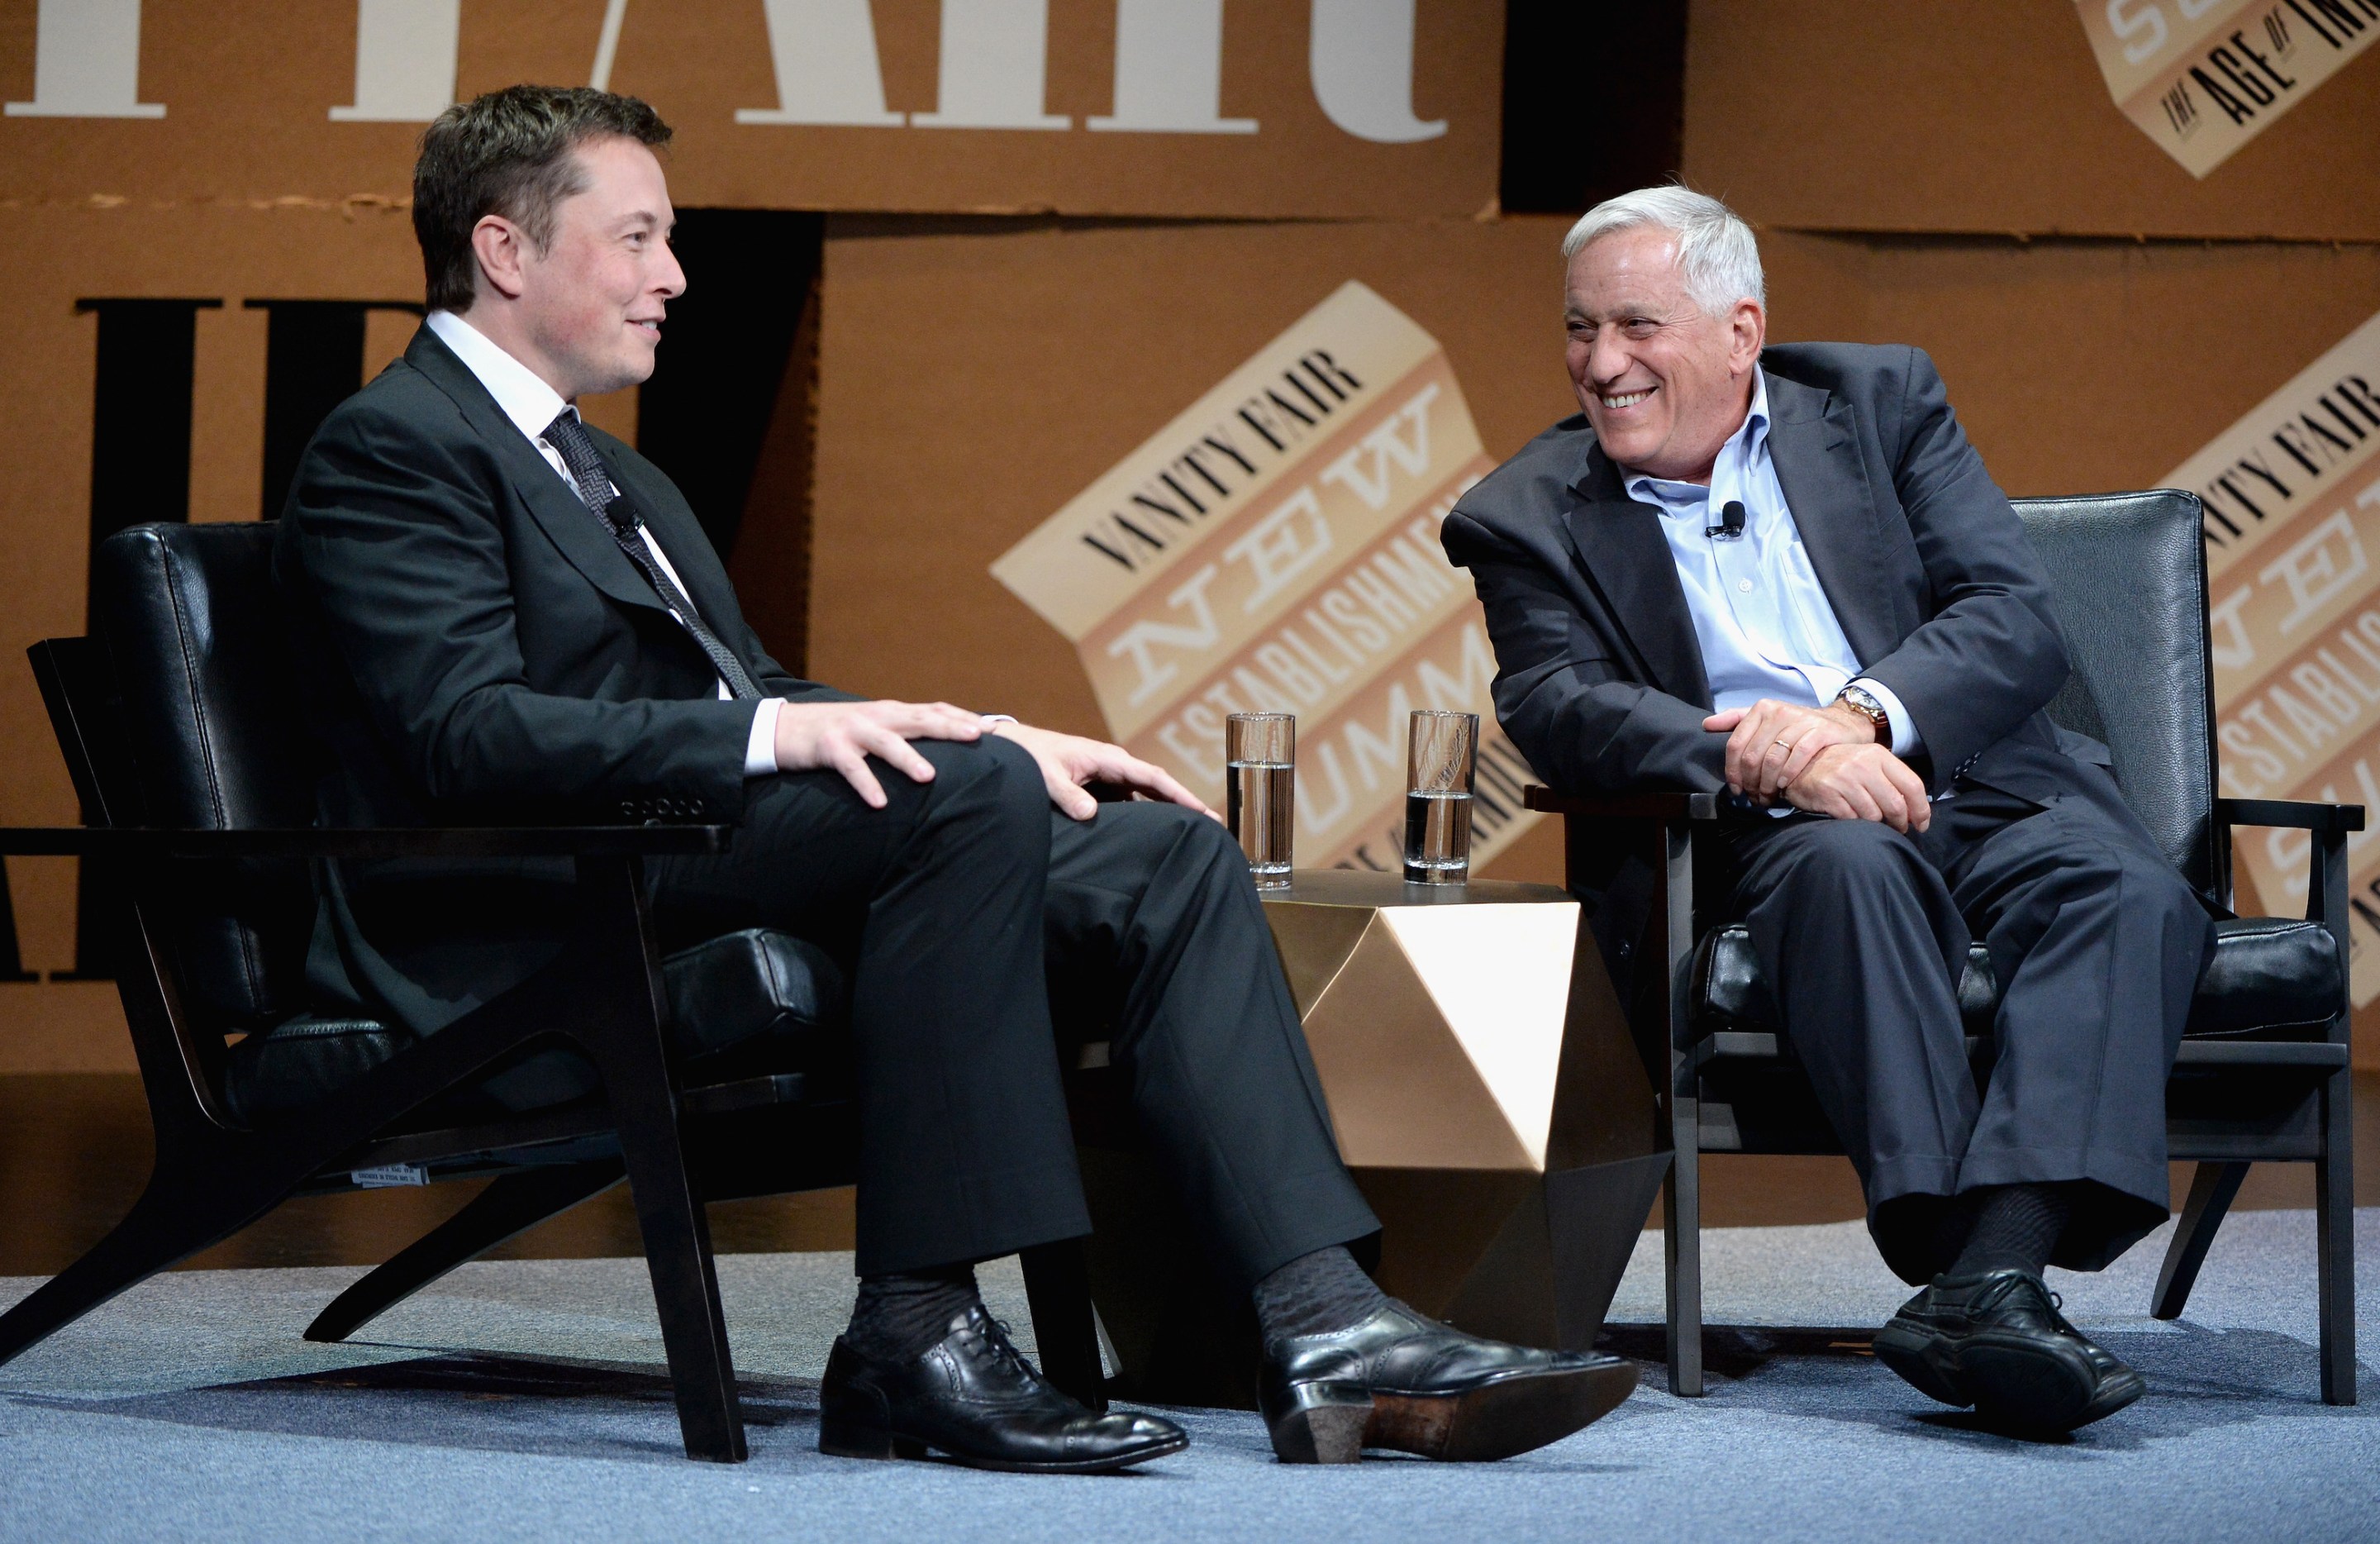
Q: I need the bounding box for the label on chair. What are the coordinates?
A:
[350,1163,429,1188]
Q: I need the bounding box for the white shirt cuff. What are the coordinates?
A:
[745,697,784,777]
[1851,677,1922,759]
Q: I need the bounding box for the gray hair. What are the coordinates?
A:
[1560,186,1765,317]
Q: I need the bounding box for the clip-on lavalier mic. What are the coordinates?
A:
[1706,499,1746,540]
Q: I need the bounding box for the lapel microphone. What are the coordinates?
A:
[1706,499,1746,541]
[601,494,645,537]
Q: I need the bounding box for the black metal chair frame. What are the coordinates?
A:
[1522,497,2362,1407]
[0,636,1103,1461]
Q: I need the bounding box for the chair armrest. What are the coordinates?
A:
[1523,788,1720,822]
[0,826,734,859]
[2215,799,2362,950]
[2215,798,2366,835]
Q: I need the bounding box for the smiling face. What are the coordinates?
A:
[1562,224,1764,484]
[480,134,683,401]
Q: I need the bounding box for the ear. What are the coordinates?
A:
[469,215,531,303]
[1727,298,1767,374]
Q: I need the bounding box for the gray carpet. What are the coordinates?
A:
[1,1210,2375,1542]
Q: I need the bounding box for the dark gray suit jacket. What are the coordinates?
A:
[1441,342,2114,996]
[274,324,848,1036]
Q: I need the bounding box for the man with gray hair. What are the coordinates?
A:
[1442,185,2213,1435]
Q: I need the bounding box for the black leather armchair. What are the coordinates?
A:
[0,522,1100,1460]
[1526,490,2360,1403]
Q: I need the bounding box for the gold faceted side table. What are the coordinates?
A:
[1263,869,1670,1355]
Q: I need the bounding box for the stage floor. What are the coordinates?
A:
[0,1073,2372,1277]
[0,1210,2371,1541]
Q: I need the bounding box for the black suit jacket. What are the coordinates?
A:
[274,324,847,1036]
[1441,342,2114,998]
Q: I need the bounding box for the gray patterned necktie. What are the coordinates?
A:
[541,410,761,702]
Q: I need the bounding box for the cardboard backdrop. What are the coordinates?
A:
[2073,0,2380,178]
[992,280,1530,874]
[1685,0,2380,240]
[803,214,2380,1057]
[0,0,1500,218]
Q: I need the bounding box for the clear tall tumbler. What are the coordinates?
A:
[1226,712,1296,889]
[1404,710,1478,885]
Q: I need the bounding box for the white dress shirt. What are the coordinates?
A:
[424,310,783,776]
[1623,367,1921,760]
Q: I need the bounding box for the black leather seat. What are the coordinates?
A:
[225,927,849,1124]
[89,522,847,1129]
[1695,916,2341,1044]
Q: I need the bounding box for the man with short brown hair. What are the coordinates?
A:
[275,85,1635,1473]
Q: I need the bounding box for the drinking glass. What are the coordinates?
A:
[1226,712,1296,889]
[1404,710,1478,885]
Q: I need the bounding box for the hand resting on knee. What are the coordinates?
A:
[768,698,1216,823]
[1704,698,1930,833]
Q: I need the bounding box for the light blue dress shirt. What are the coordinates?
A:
[1622,369,1921,759]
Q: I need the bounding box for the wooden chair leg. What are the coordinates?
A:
[575,858,746,1463]
[306,1160,626,1344]
[1019,1237,1107,1413]
[1665,1097,1705,1398]
[2316,1065,2357,1405]
[2152,1161,2249,1321]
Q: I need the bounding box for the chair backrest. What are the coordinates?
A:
[88,522,321,1036]
[2012,491,2225,905]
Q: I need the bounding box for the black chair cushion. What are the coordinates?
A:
[2184,917,2340,1038]
[222,928,848,1124]
[1693,914,2338,1045]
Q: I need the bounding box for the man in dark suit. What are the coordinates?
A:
[275,85,1634,1474]
[1442,186,2214,1434]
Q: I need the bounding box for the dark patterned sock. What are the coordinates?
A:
[1252,1246,1393,1343]
[1949,1184,2072,1278]
[1925,1189,1986,1278]
[843,1264,982,1365]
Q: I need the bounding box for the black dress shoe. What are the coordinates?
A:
[1872,1267,2144,1434]
[819,1304,1188,1474]
[1259,1303,1636,1464]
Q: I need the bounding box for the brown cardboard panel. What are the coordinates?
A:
[1684,0,2380,241]
[1758,232,2380,498]
[0,0,1500,219]
[804,215,1578,726]
[804,215,1585,883]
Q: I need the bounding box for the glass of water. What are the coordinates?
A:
[1226,712,1296,889]
[1404,710,1478,885]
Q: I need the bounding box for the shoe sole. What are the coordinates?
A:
[1873,1322,2140,1436]
[1270,1360,1638,1465]
[1872,1320,1973,1409]
[820,1421,1190,1475]
[1960,1336,2137,1435]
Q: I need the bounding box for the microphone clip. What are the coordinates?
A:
[602,496,645,537]
[1705,498,1747,541]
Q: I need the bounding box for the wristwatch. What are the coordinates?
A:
[1833,684,1891,745]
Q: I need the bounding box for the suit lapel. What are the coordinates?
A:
[402,327,672,620]
[1560,441,1712,708]
[1762,373,1898,668]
